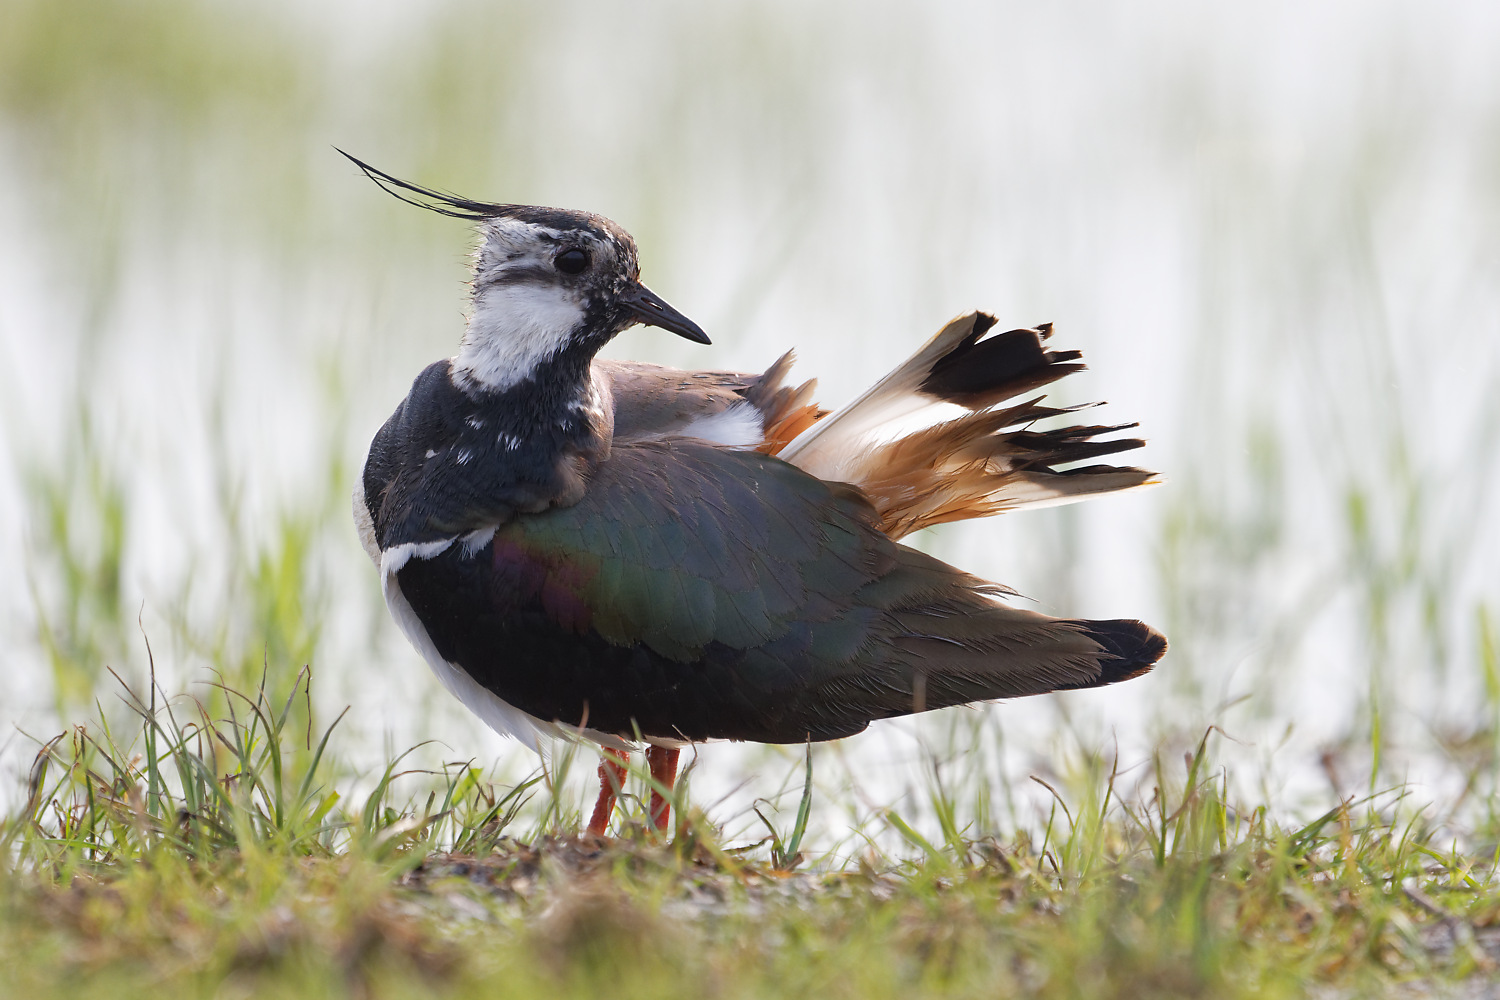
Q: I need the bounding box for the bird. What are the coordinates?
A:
[346,151,1167,836]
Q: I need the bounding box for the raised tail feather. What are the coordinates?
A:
[776,313,1159,539]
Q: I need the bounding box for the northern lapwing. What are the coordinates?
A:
[347,153,1167,836]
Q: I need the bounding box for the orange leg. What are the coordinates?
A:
[586,747,630,836]
[646,745,681,832]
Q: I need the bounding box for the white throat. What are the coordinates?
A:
[453,282,587,392]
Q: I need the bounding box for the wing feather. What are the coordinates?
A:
[393,439,1163,743]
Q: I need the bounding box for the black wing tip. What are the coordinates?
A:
[1068,618,1167,689]
[920,319,1085,408]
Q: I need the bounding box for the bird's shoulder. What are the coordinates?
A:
[598,352,825,451]
[595,358,758,441]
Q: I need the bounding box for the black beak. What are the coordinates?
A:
[621,282,711,345]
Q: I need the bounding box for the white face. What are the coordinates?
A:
[453,218,618,392]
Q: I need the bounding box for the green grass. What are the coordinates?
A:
[5,671,1500,999]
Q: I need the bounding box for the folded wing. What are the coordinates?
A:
[393,440,1164,744]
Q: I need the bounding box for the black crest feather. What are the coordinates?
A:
[337,148,515,221]
[337,149,619,236]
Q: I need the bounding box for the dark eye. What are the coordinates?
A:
[554,248,589,275]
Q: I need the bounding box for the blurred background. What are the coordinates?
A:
[2,0,1498,845]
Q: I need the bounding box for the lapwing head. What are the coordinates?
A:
[340,151,709,394]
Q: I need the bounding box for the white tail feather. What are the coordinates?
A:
[780,313,983,480]
[778,313,1157,534]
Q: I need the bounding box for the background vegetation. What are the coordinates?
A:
[1,1,1498,995]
